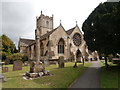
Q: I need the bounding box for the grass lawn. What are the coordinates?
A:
[100,61,120,88]
[2,62,91,88]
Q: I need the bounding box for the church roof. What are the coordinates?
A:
[19,38,35,47]
[28,26,60,46]
[40,29,55,40]
[66,26,76,35]
[40,25,60,40]
[20,25,77,47]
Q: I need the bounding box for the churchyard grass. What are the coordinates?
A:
[100,61,120,88]
[2,62,91,88]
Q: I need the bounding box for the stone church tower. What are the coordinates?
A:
[36,11,53,36]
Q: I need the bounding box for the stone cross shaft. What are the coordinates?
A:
[36,28,41,62]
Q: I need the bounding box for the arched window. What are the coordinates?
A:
[46,21,49,28]
[29,47,31,58]
[40,42,44,56]
[58,38,64,54]
[34,45,36,57]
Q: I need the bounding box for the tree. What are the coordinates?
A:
[0,34,18,61]
[82,2,120,67]
[7,53,28,64]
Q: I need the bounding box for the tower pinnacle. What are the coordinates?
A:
[41,11,42,15]
[60,20,61,25]
[76,21,78,26]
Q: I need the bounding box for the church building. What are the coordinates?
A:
[18,12,91,62]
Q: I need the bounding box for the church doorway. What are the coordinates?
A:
[76,49,82,63]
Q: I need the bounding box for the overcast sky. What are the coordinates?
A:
[1,0,118,48]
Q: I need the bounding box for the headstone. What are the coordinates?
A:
[0,73,7,82]
[5,59,10,65]
[13,60,23,71]
[58,56,64,68]
[24,61,29,66]
[44,60,50,67]
[2,67,8,73]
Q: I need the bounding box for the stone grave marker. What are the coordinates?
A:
[24,61,29,66]
[5,59,10,65]
[0,73,7,82]
[2,67,8,73]
[44,60,50,67]
[58,56,64,68]
[13,60,23,71]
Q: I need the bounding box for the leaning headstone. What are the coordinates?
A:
[2,67,8,73]
[13,60,22,71]
[58,56,64,68]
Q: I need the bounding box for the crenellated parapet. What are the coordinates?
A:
[37,11,53,21]
[36,11,53,36]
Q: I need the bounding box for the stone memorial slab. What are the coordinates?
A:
[13,60,23,71]
[58,56,64,68]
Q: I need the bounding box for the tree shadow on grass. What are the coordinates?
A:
[101,64,120,89]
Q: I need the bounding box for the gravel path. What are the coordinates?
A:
[70,61,101,88]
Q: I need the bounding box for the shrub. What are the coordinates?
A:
[6,53,28,64]
[22,55,28,62]
[0,51,7,61]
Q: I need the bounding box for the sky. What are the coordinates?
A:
[1,0,118,48]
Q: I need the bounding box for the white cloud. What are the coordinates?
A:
[107,0,120,2]
[1,0,107,48]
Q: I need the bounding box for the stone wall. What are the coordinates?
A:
[49,25,69,60]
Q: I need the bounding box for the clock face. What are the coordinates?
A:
[73,33,81,46]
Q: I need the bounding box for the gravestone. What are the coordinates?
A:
[0,73,7,82]
[13,60,23,71]
[2,67,8,73]
[44,60,50,67]
[5,59,10,65]
[24,61,29,66]
[58,56,64,68]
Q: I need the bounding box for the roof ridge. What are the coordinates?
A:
[66,26,76,35]
[67,26,76,31]
[20,38,35,41]
[40,25,60,40]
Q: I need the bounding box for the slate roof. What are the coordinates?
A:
[28,25,60,46]
[66,26,76,35]
[40,29,56,40]
[40,25,60,40]
[19,38,35,47]
[19,25,76,47]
